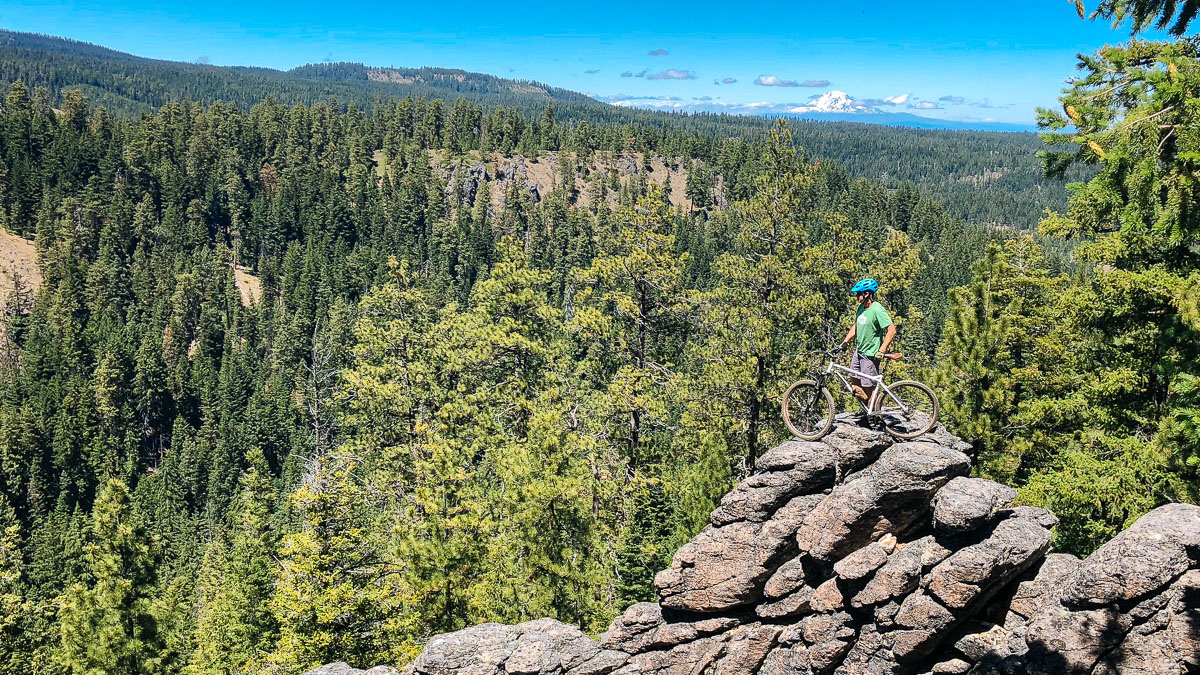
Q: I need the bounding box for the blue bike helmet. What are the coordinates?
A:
[851,278,879,294]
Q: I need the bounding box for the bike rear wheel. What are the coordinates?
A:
[782,380,835,440]
[876,380,939,439]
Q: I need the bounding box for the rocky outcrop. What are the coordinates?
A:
[305,414,1200,675]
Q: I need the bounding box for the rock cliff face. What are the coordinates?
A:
[307,415,1200,675]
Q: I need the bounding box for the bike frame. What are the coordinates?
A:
[821,360,908,415]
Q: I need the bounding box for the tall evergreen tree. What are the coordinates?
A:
[57,479,164,675]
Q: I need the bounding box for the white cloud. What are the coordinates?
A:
[884,93,910,105]
[755,75,800,87]
[910,101,940,109]
[646,68,696,80]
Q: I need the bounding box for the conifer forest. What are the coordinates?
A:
[0,1,1197,672]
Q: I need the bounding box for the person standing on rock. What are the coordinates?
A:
[839,278,895,410]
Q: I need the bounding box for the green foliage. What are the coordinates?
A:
[0,71,1048,666]
[0,493,31,671]
[934,31,1200,555]
[269,456,394,671]
[187,449,278,674]
[1090,0,1200,35]
[57,479,165,674]
[934,238,1068,479]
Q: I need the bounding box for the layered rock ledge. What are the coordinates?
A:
[307,415,1200,675]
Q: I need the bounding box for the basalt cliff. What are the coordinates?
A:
[307,415,1200,675]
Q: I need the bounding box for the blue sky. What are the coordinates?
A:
[0,0,1159,124]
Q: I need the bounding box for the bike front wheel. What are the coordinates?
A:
[782,380,835,440]
[876,380,939,439]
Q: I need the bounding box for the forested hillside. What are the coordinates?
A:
[0,29,1086,228]
[0,76,1004,670]
[0,3,1197,671]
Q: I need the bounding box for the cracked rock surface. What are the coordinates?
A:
[304,415,1200,675]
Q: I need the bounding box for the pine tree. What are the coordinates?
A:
[58,478,163,675]
[187,449,278,674]
[269,455,395,671]
[614,476,672,606]
[934,238,1066,480]
[572,185,687,471]
[0,493,29,671]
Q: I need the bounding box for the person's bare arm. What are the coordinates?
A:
[877,324,897,356]
[842,323,856,349]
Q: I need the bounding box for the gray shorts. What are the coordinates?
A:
[850,352,880,386]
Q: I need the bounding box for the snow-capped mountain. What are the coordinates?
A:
[786,90,878,114]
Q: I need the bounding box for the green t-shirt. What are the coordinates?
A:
[855,301,893,357]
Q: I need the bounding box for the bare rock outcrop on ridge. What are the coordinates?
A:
[306,414,1200,675]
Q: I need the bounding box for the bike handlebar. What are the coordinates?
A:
[816,348,904,360]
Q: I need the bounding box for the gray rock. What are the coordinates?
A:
[363,432,1200,675]
[951,622,1009,661]
[1060,503,1200,608]
[833,542,888,581]
[896,592,955,633]
[409,622,521,675]
[928,658,971,674]
[1165,570,1200,672]
[998,506,1058,529]
[891,629,941,661]
[783,615,857,672]
[796,442,970,562]
[654,519,787,612]
[757,585,815,619]
[834,625,896,675]
[710,623,783,675]
[409,619,603,675]
[873,601,902,628]
[601,603,737,655]
[926,517,1052,610]
[303,665,399,675]
[710,441,834,526]
[761,495,827,545]
[1087,569,1200,674]
[819,417,893,478]
[810,578,845,612]
[1020,604,1128,673]
[657,496,825,612]
[759,644,814,674]
[852,536,934,608]
[931,478,1016,534]
[799,611,856,646]
[1091,610,1175,675]
[600,603,663,652]
[764,556,810,599]
[566,650,629,675]
[618,633,729,675]
[1007,553,1081,619]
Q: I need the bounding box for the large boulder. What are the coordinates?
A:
[796,442,970,562]
[1060,503,1200,608]
[930,478,1016,534]
[406,619,616,675]
[710,441,835,526]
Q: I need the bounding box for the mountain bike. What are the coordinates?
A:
[781,348,939,440]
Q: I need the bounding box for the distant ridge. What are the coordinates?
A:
[0,29,1036,133]
[0,29,600,117]
[0,28,1080,226]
